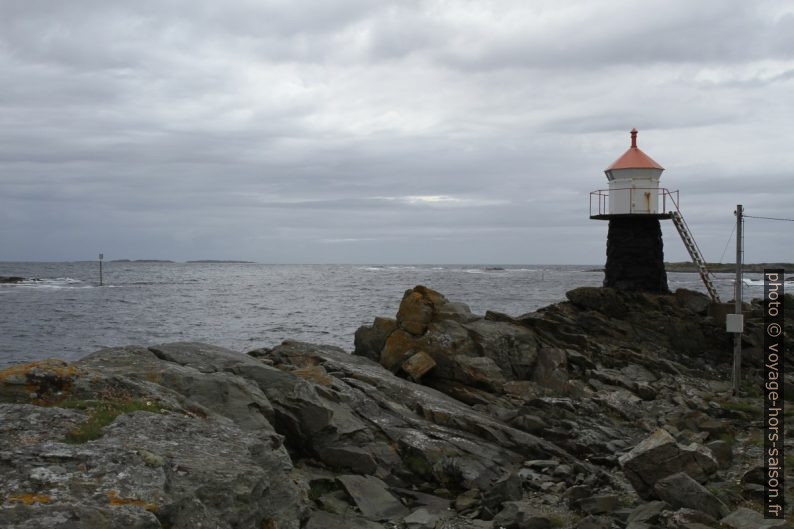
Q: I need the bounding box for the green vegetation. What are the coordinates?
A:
[547,514,566,528]
[746,430,764,447]
[718,431,736,445]
[402,452,433,478]
[61,399,163,444]
[308,479,339,501]
[720,400,762,414]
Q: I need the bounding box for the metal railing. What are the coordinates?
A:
[589,187,680,217]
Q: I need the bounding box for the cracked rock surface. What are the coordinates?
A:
[2,285,793,528]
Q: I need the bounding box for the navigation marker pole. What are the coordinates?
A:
[99,253,104,287]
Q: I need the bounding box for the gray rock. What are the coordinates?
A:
[393,488,451,514]
[563,484,592,504]
[575,495,619,515]
[653,472,728,520]
[589,368,655,400]
[524,460,559,470]
[482,472,522,515]
[316,445,378,475]
[720,507,788,529]
[437,301,478,323]
[659,507,719,527]
[626,501,669,525]
[304,510,385,529]
[79,345,278,435]
[566,287,628,318]
[611,507,633,523]
[256,340,578,492]
[574,515,614,529]
[740,464,765,485]
[316,490,354,515]
[454,488,480,512]
[491,501,555,529]
[673,289,711,315]
[704,440,732,467]
[510,414,547,434]
[618,429,717,499]
[566,350,596,370]
[337,474,409,521]
[454,355,506,391]
[0,406,300,529]
[401,351,437,381]
[354,317,397,362]
[148,341,259,373]
[404,507,445,528]
[462,319,539,380]
[531,347,569,393]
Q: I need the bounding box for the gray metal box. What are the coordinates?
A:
[726,313,744,333]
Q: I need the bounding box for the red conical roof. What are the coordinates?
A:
[605,129,664,171]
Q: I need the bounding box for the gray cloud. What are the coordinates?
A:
[0,0,792,263]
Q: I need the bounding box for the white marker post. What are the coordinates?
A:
[99,253,104,287]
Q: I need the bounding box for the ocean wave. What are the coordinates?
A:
[2,277,92,290]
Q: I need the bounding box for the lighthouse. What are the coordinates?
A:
[590,129,670,293]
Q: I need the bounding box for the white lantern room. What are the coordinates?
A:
[604,129,664,215]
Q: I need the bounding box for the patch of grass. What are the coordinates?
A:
[63,399,162,444]
[740,380,764,398]
[547,514,566,528]
[308,479,338,501]
[718,432,736,445]
[746,430,765,447]
[401,452,434,479]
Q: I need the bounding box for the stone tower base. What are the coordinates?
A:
[604,217,669,293]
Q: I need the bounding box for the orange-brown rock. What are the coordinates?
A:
[397,291,435,335]
[400,351,436,381]
[380,329,418,370]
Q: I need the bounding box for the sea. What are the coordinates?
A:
[0,262,745,367]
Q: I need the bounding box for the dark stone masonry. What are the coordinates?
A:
[604,216,669,293]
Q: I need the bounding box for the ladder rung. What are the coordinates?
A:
[672,208,720,303]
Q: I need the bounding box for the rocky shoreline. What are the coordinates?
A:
[1,285,792,528]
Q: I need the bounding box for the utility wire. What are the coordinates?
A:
[718,223,736,263]
[744,214,794,222]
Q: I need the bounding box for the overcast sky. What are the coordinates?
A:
[1,0,792,264]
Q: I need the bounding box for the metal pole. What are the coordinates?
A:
[99,253,104,287]
[732,205,743,395]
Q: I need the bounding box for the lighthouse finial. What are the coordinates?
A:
[630,128,638,148]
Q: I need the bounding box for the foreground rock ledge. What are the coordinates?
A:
[1,285,793,529]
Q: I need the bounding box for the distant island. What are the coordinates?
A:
[587,262,794,273]
[665,261,794,273]
[186,260,256,263]
[110,259,175,263]
[107,259,254,264]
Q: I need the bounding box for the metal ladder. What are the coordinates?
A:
[671,211,721,303]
